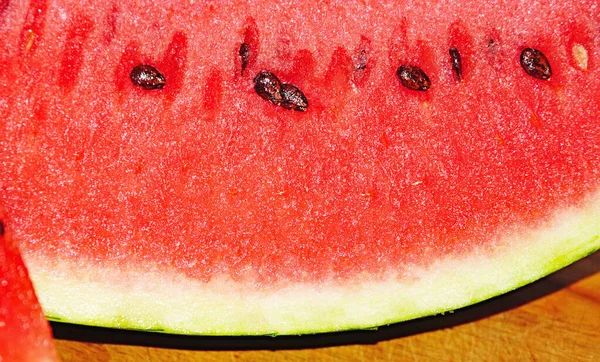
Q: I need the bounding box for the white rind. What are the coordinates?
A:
[25,192,600,335]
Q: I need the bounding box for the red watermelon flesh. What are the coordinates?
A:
[0,0,599,334]
[0,223,58,361]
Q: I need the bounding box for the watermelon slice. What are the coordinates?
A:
[0,222,59,361]
[0,0,599,335]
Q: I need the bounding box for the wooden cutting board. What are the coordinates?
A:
[54,252,600,362]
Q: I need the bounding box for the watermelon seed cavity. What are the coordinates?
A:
[0,0,7,16]
[0,220,4,236]
[130,64,166,90]
[396,65,431,91]
[520,48,552,80]
[449,47,462,81]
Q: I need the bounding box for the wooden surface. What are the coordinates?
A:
[53,252,600,362]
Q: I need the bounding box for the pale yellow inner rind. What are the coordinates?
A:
[25,193,600,335]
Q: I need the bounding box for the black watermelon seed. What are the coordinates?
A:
[0,220,4,237]
[239,42,250,74]
[254,70,283,106]
[520,48,552,80]
[130,64,166,90]
[280,83,308,112]
[449,47,462,81]
[355,49,368,71]
[254,71,308,111]
[396,65,431,91]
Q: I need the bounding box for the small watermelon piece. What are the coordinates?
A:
[0,222,58,361]
[0,0,599,335]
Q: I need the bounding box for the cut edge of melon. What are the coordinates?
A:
[25,192,600,336]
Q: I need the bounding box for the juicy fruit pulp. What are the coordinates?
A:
[0,223,58,361]
[0,0,599,334]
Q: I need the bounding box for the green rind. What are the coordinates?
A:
[26,192,600,335]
